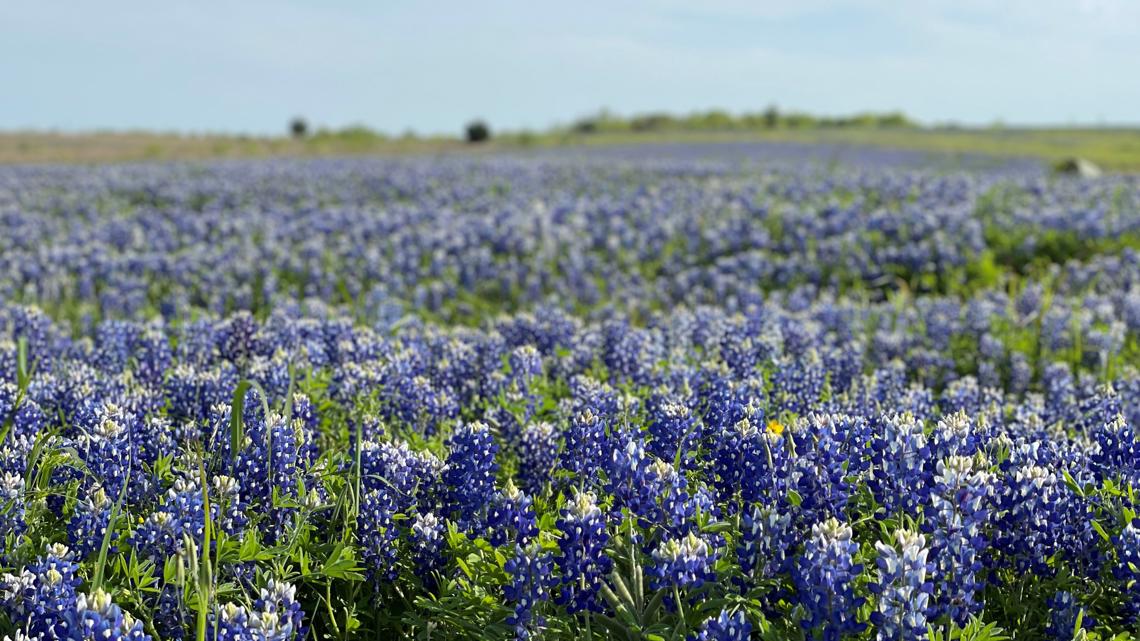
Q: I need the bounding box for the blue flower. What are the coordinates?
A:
[443,421,499,529]
[0,471,27,539]
[210,580,306,641]
[738,503,795,586]
[68,589,153,641]
[868,413,930,517]
[504,543,557,640]
[649,532,717,592]
[1114,520,1140,622]
[689,609,751,641]
[928,454,994,626]
[517,421,558,494]
[67,486,116,559]
[359,488,400,585]
[411,512,447,587]
[0,550,83,639]
[871,529,932,641]
[485,481,538,547]
[558,408,608,487]
[794,518,865,641]
[1046,591,1092,640]
[647,399,697,462]
[555,491,612,614]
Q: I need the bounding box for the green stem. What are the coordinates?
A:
[674,585,687,637]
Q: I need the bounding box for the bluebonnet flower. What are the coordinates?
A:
[68,486,116,559]
[93,321,140,375]
[990,462,1082,576]
[1009,352,1032,396]
[794,518,865,641]
[712,416,790,509]
[939,377,1001,420]
[689,609,751,641]
[930,411,980,459]
[443,421,499,529]
[508,344,543,385]
[558,408,608,486]
[567,376,620,422]
[387,371,458,435]
[0,381,48,441]
[737,503,795,586]
[869,413,930,516]
[485,481,538,547]
[647,400,697,463]
[69,589,152,641]
[359,488,400,585]
[1016,283,1044,320]
[772,351,826,415]
[132,476,245,565]
[1114,520,1140,622]
[791,413,867,524]
[1092,414,1139,484]
[504,543,558,640]
[871,529,931,641]
[210,580,306,641]
[133,415,177,470]
[1043,362,1078,428]
[928,454,994,626]
[0,471,26,539]
[605,430,662,522]
[249,351,293,406]
[600,321,661,385]
[649,531,717,592]
[0,551,83,638]
[216,311,259,364]
[133,326,172,390]
[1074,384,1122,436]
[152,587,189,641]
[229,411,313,526]
[252,580,307,640]
[1047,591,1092,640]
[555,491,612,614]
[359,439,444,512]
[517,422,558,494]
[76,415,141,504]
[411,512,447,587]
[720,324,759,378]
[692,369,744,440]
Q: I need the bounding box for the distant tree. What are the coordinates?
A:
[762,105,780,129]
[696,110,733,130]
[877,112,914,128]
[290,117,309,139]
[466,120,491,143]
[572,119,598,134]
[630,113,674,132]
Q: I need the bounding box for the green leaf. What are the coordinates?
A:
[15,336,28,389]
[1062,469,1084,496]
[701,520,736,534]
[229,379,271,462]
[92,468,131,591]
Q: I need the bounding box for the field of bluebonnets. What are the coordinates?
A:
[2,143,1140,641]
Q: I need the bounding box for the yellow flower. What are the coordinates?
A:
[766,420,785,436]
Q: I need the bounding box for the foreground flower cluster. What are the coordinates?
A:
[1,149,1139,639]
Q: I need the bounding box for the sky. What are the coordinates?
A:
[1,1,1137,135]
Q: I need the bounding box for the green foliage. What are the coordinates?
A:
[568,108,917,136]
[927,617,1010,641]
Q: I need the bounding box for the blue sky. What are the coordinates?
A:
[2,1,1136,135]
